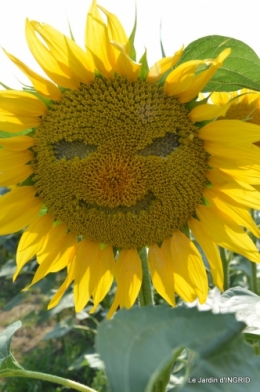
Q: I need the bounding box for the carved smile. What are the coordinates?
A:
[79,191,156,215]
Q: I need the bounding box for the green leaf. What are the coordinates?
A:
[3,292,26,311]
[177,35,260,92]
[0,258,16,278]
[219,287,260,335]
[43,316,74,340]
[182,335,260,392]
[139,49,149,80]
[128,5,137,61]
[96,306,245,392]
[0,321,24,374]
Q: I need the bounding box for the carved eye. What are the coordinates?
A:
[138,132,179,157]
[53,140,97,160]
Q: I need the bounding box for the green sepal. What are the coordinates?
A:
[185,95,207,111]
[19,175,35,187]
[0,81,12,90]
[128,4,137,61]
[0,128,34,138]
[139,49,149,80]
[181,224,190,238]
[67,18,75,41]
[159,21,166,58]
[21,84,53,107]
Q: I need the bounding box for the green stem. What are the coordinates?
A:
[253,342,260,355]
[138,247,154,306]
[152,348,184,392]
[138,248,175,392]
[220,247,230,291]
[73,325,97,334]
[152,362,173,392]
[2,370,97,392]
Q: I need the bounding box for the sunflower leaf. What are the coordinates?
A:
[182,334,260,392]
[0,321,24,374]
[96,306,247,392]
[177,35,260,92]
[219,287,260,335]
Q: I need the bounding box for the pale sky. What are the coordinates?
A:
[0,0,260,90]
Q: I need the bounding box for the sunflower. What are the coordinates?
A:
[210,89,260,126]
[1,0,260,318]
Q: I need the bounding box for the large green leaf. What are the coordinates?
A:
[219,287,260,335]
[96,306,245,392]
[0,321,24,374]
[177,35,260,92]
[182,334,260,392]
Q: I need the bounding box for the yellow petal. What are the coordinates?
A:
[0,165,33,186]
[161,237,197,302]
[3,48,62,101]
[212,180,260,210]
[206,168,235,186]
[171,230,208,303]
[108,248,142,317]
[208,156,260,184]
[111,41,141,81]
[86,0,114,78]
[30,22,95,85]
[0,149,32,167]
[204,141,260,166]
[0,187,42,235]
[199,120,260,145]
[0,136,34,151]
[189,101,233,123]
[165,59,207,97]
[0,90,47,116]
[204,187,260,238]
[96,6,141,80]
[90,245,115,313]
[210,91,231,105]
[98,5,129,50]
[48,257,76,309]
[14,213,54,280]
[0,113,40,132]
[147,46,184,83]
[196,204,260,263]
[26,19,79,89]
[148,243,175,306]
[27,233,77,289]
[189,217,223,290]
[74,240,102,313]
[37,223,67,263]
[178,48,231,103]
[107,293,120,319]
[41,234,76,273]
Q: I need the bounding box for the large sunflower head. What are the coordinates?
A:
[1,0,260,317]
